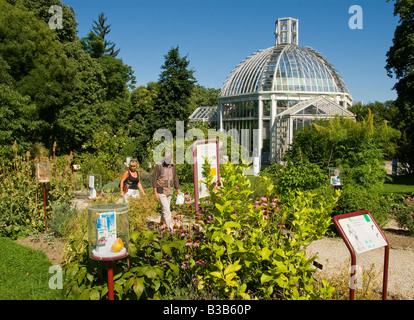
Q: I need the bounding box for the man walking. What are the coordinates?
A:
[152,151,181,229]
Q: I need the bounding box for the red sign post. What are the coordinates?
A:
[333,210,389,300]
[36,161,50,231]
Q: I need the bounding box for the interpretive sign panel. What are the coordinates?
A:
[195,142,218,199]
[334,210,389,300]
[336,212,388,254]
[192,139,220,213]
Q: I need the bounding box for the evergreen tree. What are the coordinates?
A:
[81,13,120,58]
[155,46,196,133]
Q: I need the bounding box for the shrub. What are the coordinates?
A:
[76,129,134,184]
[61,160,340,300]
[393,195,414,235]
[331,187,390,228]
[285,112,400,192]
[127,194,159,232]
[262,160,326,199]
[193,161,339,300]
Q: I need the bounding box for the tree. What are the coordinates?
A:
[0,0,77,151]
[97,55,135,100]
[54,41,108,154]
[348,100,398,126]
[129,82,159,162]
[154,46,196,133]
[81,13,120,58]
[92,13,120,57]
[17,0,78,43]
[0,1,136,156]
[189,85,220,113]
[385,0,414,172]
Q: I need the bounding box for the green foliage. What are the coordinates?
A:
[0,146,75,238]
[155,46,196,132]
[0,2,135,156]
[0,0,75,149]
[262,160,326,199]
[61,160,340,300]
[286,112,400,191]
[81,13,120,58]
[349,101,398,126]
[17,0,78,43]
[62,230,185,300]
[331,187,390,228]
[385,0,414,171]
[76,129,135,184]
[47,202,80,238]
[194,161,339,300]
[0,83,39,158]
[188,85,220,112]
[393,195,414,235]
[129,82,220,164]
[96,55,136,100]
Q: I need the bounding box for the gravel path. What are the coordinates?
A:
[306,220,414,300]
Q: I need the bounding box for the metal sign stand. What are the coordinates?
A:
[333,210,389,300]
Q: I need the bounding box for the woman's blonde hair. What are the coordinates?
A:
[129,159,139,168]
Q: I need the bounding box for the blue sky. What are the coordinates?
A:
[63,0,400,104]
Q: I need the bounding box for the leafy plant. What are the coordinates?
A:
[76,129,135,184]
[286,112,400,192]
[393,195,414,235]
[0,143,75,238]
[331,187,390,228]
[193,160,339,300]
[262,160,326,199]
[62,230,185,300]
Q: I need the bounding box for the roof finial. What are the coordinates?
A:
[275,17,299,45]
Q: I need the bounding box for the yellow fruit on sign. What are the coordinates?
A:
[111,238,124,252]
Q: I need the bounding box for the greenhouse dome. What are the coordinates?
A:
[217,17,354,165]
[220,45,350,96]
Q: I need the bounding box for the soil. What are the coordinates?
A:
[15,233,66,266]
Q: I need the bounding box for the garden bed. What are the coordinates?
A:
[15,232,66,266]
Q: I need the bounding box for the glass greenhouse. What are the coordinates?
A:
[217,17,354,165]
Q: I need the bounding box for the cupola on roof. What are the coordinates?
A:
[220,18,350,97]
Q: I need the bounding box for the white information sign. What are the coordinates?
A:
[196,143,218,199]
[338,214,388,254]
[89,175,95,188]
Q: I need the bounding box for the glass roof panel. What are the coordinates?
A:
[220,44,349,97]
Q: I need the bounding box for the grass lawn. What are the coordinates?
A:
[382,175,414,194]
[0,237,62,300]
